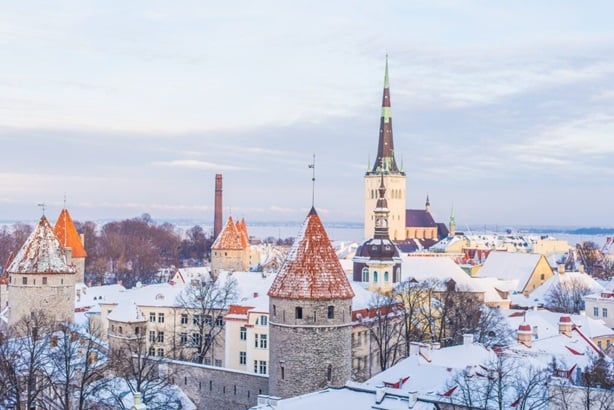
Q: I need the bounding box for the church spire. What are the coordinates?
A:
[374,172,391,240]
[370,54,402,175]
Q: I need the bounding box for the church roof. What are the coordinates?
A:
[268,207,354,300]
[406,209,437,228]
[7,216,76,274]
[54,208,87,258]
[211,216,245,250]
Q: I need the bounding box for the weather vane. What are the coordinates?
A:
[37,202,46,216]
[308,154,316,207]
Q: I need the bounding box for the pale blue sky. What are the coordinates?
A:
[1,1,614,228]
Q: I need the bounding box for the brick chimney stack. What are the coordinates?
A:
[214,174,223,240]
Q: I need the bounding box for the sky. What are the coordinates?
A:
[1,1,614,230]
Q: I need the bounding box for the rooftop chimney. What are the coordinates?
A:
[463,333,474,345]
[517,323,532,347]
[214,174,223,240]
[559,316,573,337]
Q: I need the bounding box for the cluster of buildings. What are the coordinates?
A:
[2,57,614,409]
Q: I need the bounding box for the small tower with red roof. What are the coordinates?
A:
[54,208,88,283]
[7,215,76,326]
[211,216,250,275]
[268,207,355,398]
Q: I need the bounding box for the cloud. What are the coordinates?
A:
[152,159,248,171]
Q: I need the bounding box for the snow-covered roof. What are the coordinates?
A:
[475,251,545,292]
[364,339,497,396]
[529,271,603,306]
[401,255,480,292]
[75,283,126,309]
[7,215,76,274]
[251,384,436,410]
[107,301,146,323]
[268,207,354,300]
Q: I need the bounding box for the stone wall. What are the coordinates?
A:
[166,360,268,410]
[268,297,352,398]
[8,272,75,326]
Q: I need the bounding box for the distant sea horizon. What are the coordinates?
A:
[1,217,613,246]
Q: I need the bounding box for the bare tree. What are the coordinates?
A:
[107,334,182,410]
[175,273,238,364]
[545,277,593,314]
[0,310,54,409]
[394,279,431,353]
[364,292,405,373]
[472,306,515,348]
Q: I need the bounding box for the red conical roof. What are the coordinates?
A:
[268,207,354,300]
[211,216,244,250]
[54,208,87,258]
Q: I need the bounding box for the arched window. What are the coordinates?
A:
[361,267,369,282]
[393,267,401,283]
[384,271,389,282]
[373,271,379,282]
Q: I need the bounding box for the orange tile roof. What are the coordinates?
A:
[236,218,249,248]
[268,207,354,300]
[212,216,245,250]
[54,208,87,258]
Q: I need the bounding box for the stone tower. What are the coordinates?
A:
[364,55,407,241]
[268,207,354,398]
[354,174,402,293]
[54,208,87,283]
[7,215,76,326]
[210,216,249,275]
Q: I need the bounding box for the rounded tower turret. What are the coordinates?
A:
[267,207,354,398]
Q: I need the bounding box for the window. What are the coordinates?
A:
[594,307,599,317]
[193,314,202,325]
[327,306,334,319]
[295,307,303,320]
[149,331,155,343]
[239,351,246,365]
[157,348,164,357]
[192,333,201,346]
[205,315,213,326]
[158,313,165,323]
[373,271,379,282]
[148,347,155,356]
[384,271,389,282]
[604,308,608,318]
[181,313,188,325]
[157,331,165,343]
[215,359,222,367]
[273,305,276,316]
[42,277,47,285]
[118,326,123,334]
[259,334,267,349]
[540,273,545,280]
[135,327,140,335]
[361,267,369,282]
[180,333,188,345]
[255,334,259,348]
[327,364,332,382]
[260,315,268,326]
[240,327,247,340]
[216,316,224,326]
[281,365,285,380]
[254,360,258,373]
[149,312,155,323]
[22,277,27,285]
[259,360,267,375]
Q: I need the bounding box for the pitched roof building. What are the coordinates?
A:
[7,215,76,326]
[211,216,250,275]
[268,207,354,399]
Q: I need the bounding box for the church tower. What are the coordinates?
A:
[354,174,402,293]
[268,207,354,399]
[7,215,76,326]
[364,56,407,240]
[54,208,87,283]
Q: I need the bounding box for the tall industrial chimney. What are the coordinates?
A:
[214,174,223,240]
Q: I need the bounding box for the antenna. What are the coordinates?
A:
[308,153,316,207]
[37,202,46,216]
[63,193,67,209]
